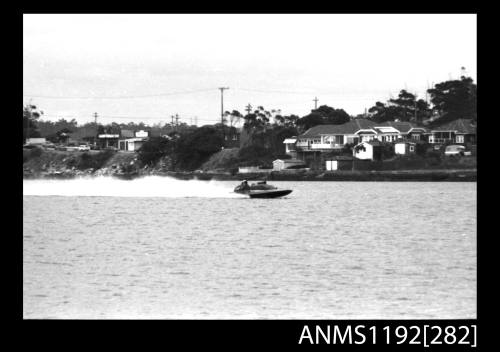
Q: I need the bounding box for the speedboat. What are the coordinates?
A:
[234,180,292,198]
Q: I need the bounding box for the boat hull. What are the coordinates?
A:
[247,189,292,198]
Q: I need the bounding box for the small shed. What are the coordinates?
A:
[325,156,353,171]
[353,140,383,161]
[118,138,146,151]
[395,141,416,155]
[273,158,306,171]
[97,134,120,149]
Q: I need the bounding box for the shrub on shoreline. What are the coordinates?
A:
[76,150,115,170]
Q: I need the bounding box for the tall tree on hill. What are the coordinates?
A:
[275,114,299,128]
[224,110,243,127]
[242,106,272,131]
[388,90,416,121]
[368,90,431,123]
[427,76,477,125]
[23,104,42,143]
[296,105,351,132]
[368,102,401,123]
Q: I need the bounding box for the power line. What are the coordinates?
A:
[25,87,398,100]
[23,88,216,100]
[40,114,220,123]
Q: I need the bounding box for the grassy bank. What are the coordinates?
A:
[23,147,476,181]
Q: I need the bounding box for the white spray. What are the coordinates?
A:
[23,176,246,198]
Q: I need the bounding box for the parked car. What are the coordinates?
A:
[78,144,91,151]
[444,145,466,156]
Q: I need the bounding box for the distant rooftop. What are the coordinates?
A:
[299,119,377,138]
[431,119,476,134]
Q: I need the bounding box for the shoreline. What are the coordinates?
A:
[23,169,477,182]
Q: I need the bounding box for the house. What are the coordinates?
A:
[296,119,377,153]
[353,140,383,161]
[325,156,353,171]
[117,129,150,151]
[295,119,426,156]
[427,119,476,145]
[223,128,241,148]
[118,138,146,152]
[135,130,149,138]
[377,121,427,141]
[395,141,416,155]
[283,137,298,158]
[97,133,120,149]
[272,158,306,171]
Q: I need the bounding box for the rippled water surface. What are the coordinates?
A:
[23,177,476,319]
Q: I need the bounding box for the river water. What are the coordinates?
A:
[23,177,476,319]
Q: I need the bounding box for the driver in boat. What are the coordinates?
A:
[239,180,250,191]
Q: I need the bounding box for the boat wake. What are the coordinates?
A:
[23,176,246,198]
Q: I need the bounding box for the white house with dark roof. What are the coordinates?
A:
[294,119,427,155]
[296,119,378,152]
[427,119,476,144]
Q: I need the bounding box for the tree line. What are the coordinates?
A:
[24,75,477,143]
[24,76,476,171]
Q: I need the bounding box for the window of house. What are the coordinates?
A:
[409,145,415,152]
[456,135,464,143]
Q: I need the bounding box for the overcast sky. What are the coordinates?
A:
[23,14,477,126]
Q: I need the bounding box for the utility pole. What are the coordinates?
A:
[245,103,252,115]
[425,81,430,104]
[93,112,99,147]
[219,87,229,125]
[414,93,418,122]
[175,114,179,127]
[313,97,319,110]
[26,103,32,144]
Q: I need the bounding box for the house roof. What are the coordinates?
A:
[299,119,377,138]
[376,121,426,133]
[283,138,297,144]
[431,119,476,134]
